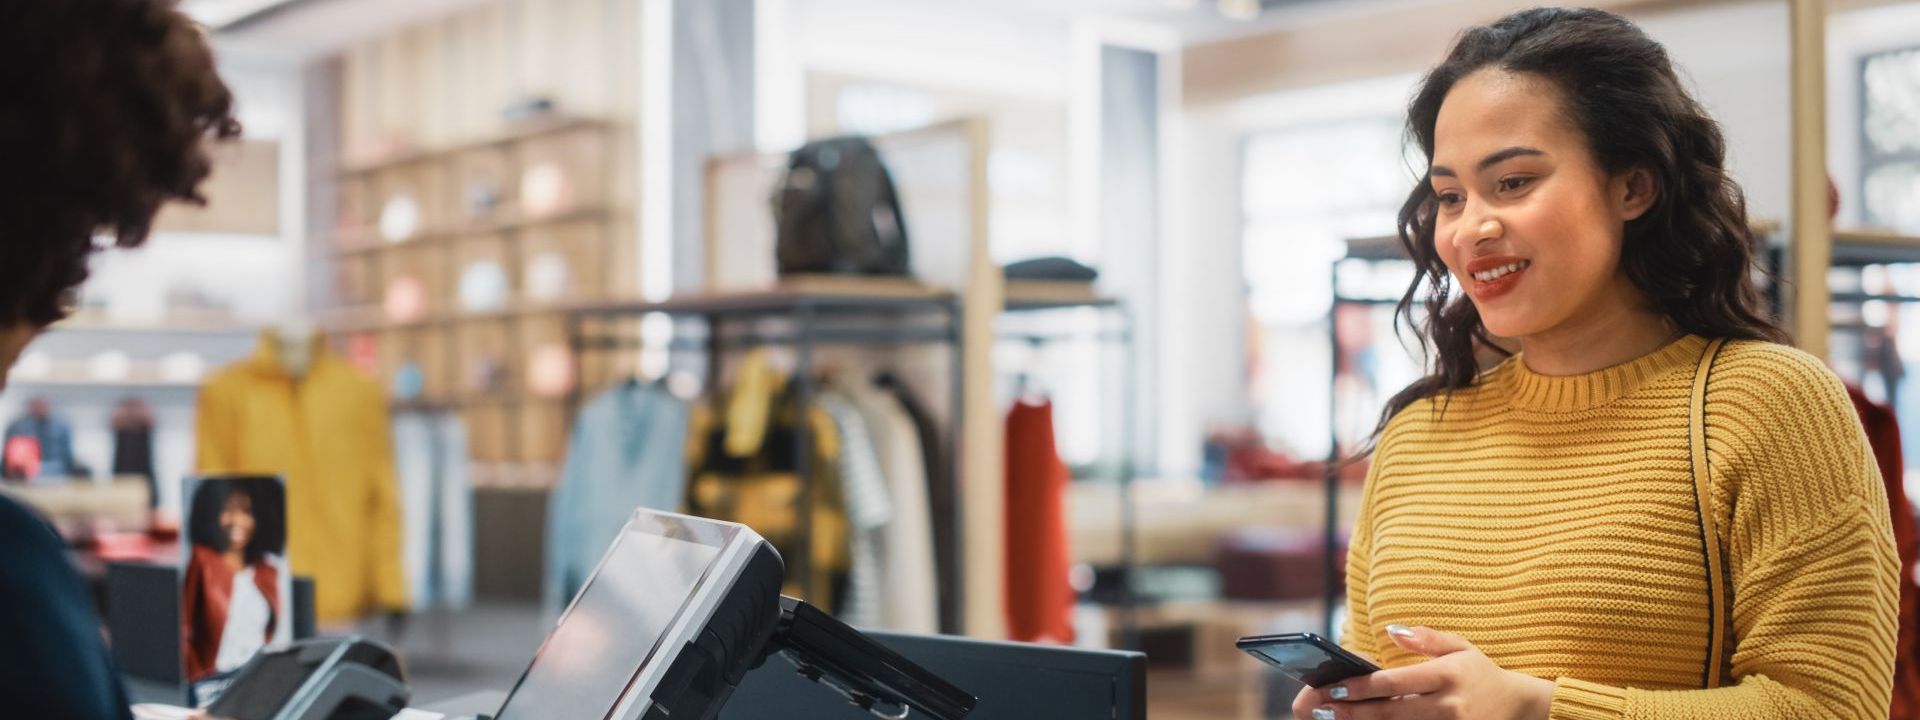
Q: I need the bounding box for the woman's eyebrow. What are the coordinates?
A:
[1431,146,1548,178]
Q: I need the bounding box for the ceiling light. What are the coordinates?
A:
[1218,0,1261,21]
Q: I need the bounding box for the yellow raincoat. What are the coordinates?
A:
[195,333,408,622]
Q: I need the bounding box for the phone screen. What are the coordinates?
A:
[1241,637,1378,687]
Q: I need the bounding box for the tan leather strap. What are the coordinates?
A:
[1688,337,1729,688]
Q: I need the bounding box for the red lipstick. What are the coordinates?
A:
[1464,256,1531,302]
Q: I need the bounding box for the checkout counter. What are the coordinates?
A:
[172,509,1145,720]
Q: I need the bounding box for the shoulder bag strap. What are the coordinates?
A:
[1689,337,1730,688]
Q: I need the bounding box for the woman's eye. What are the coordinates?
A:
[1498,176,1534,192]
[1435,191,1465,209]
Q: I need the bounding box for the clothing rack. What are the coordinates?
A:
[1819,231,1920,415]
[996,291,1140,648]
[563,286,967,630]
[1324,235,1413,636]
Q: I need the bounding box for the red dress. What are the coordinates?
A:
[1004,399,1074,644]
[1848,386,1920,719]
[181,544,279,680]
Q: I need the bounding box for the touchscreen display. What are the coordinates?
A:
[205,649,319,720]
[497,513,733,719]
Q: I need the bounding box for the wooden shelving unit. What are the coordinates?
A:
[320,117,623,468]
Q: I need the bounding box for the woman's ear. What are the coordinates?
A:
[1617,167,1658,221]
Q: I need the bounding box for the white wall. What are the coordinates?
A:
[788,0,1073,104]
[1639,2,1793,227]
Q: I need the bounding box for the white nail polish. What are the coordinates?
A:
[1386,624,1416,639]
[1329,686,1349,700]
[1313,708,1337,720]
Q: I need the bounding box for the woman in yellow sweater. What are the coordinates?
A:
[1293,8,1900,720]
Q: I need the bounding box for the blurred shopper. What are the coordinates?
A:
[1295,8,1897,720]
[0,0,241,717]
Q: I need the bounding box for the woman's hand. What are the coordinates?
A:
[1290,625,1555,720]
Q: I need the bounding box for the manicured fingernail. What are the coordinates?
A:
[1386,624,1416,638]
[1329,685,1349,700]
[1313,708,1336,720]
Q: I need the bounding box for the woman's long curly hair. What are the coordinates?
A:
[0,0,241,327]
[1372,7,1787,442]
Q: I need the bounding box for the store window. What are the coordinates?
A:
[1863,45,1920,234]
[1240,118,1424,457]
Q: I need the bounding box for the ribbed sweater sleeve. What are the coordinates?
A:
[1550,346,1900,720]
[1342,436,1385,662]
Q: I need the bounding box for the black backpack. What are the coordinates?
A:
[772,136,911,276]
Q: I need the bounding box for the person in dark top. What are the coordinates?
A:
[0,0,241,717]
[0,497,139,718]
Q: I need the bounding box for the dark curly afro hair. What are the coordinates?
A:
[0,0,242,327]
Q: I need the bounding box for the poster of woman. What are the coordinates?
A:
[180,476,290,684]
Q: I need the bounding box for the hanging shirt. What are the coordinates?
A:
[876,372,955,628]
[395,411,475,612]
[687,350,850,611]
[195,333,408,622]
[4,413,74,480]
[1005,398,1074,644]
[818,391,892,629]
[842,379,938,634]
[1849,385,1920,720]
[111,406,157,507]
[544,382,690,612]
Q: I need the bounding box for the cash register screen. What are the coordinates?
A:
[497,512,736,719]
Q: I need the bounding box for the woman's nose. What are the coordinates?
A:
[1456,215,1503,249]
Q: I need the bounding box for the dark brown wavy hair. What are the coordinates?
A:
[1372,7,1787,441]
[0,0,241,327]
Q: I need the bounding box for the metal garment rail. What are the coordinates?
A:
[998,298,1139,649]
[1325,240,1412,638]
[561,292,965,629]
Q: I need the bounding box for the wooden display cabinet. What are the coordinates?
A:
[323,118,615,486]
[516,399,568,464]
[464,402,515,464]
[450,232,515,312]
[377,242,449,322]
[517,127,607,219]
[449,145,516,227]
[333,252,381,309]
[454,318,515,399]
[519,219,604,307]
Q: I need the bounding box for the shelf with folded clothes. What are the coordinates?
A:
[321,299,616,333]
[3,377,205,392]
[565,279,959,321]
[325,205,613,257]
[336,116,610,178]
[1831,229,1920,267]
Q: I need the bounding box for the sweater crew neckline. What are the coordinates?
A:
[1502,334,1707,413]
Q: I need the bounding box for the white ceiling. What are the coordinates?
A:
[205,0,497,62]
[206,0,1400,63]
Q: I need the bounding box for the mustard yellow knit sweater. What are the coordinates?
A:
[1346,335,1901,719]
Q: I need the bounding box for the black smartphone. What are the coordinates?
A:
[1236,632,1381,687]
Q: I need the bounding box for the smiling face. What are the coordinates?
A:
[1428,69,1656,340]
[220,489,255,552]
